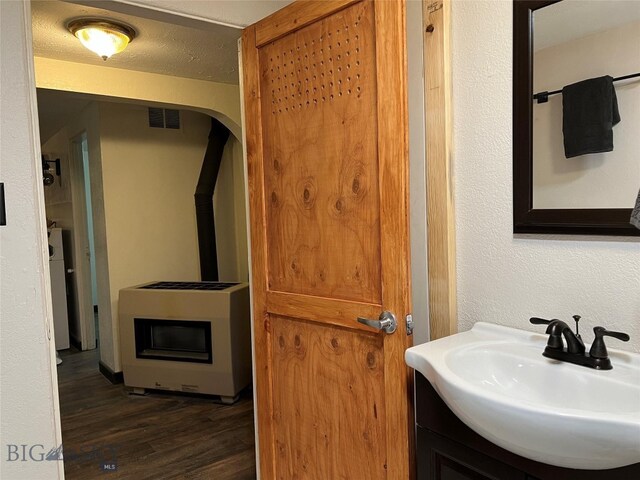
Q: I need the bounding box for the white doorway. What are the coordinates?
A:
[1,1,287,479]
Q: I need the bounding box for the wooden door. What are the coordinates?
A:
[242,1,413,478]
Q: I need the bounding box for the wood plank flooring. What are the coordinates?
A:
[57,348,257,479]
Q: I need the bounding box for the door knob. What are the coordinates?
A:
[357,311,397,334]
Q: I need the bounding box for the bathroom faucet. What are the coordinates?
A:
[529,316,629,370]
[545,319,585,354]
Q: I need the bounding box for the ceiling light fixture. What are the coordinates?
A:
[67,19,136,61]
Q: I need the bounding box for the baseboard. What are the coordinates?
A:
[99,361,124,384]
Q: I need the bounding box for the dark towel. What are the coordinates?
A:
[631,189,640,230]
[562,75,620,158]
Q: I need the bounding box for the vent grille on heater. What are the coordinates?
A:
[148,108,180,129]
[140,281,239,291]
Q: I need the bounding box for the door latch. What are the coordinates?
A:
[406,314,414,336]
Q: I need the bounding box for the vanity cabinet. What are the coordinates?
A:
[415,373,640,480]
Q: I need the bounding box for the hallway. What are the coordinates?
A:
[57,349,256,479]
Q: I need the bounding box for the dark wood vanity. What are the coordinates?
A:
[415,373,640,480]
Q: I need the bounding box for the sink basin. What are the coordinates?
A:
[405,322,640,470]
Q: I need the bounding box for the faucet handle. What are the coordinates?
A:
[530,317,565,349]
[589,326,630,359]
[530,317,553,325]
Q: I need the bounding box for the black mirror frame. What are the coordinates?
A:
[513,0,639,236]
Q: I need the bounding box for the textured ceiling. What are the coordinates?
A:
[31,0,242,84]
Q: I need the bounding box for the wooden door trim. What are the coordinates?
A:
[254,0,360,47]
[423,0,457,341]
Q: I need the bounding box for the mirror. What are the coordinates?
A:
[513,0,640,236]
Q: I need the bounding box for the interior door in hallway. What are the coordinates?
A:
[242,1,413,478]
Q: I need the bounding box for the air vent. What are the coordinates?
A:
[164,109,180,129]
[148,108,180,129]
[148,108,164,128]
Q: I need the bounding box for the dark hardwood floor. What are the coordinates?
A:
[57,348,257,479]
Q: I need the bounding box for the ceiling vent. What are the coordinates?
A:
[148,108,180,129]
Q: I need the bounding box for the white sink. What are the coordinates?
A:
[405,322,640,470]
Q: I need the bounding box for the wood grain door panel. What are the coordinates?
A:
[271,315,386,479]
[260,0,380,304]
[243,1,412,478]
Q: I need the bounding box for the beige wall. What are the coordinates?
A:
[34,56,242,138]
[38,101,248,372]
[100,103,208,288]
[101,103,209,371]
[98,103,247,371]
[215,135,249,282]
[533,20,640,209]
[34,54,250,371]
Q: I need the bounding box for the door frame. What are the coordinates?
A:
[423,0,457,341]
[68,132,97,351]
[16,0,455,477]
[20,3,252,478]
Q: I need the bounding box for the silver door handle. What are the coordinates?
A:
[357,311,397,334]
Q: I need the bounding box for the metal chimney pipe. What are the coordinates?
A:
[195,117,230,281]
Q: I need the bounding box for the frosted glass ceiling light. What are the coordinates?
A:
[67,19,136,61]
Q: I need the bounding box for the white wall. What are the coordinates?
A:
[0,1,64,478]
[452,0,640,352]
[533,20,640,209]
